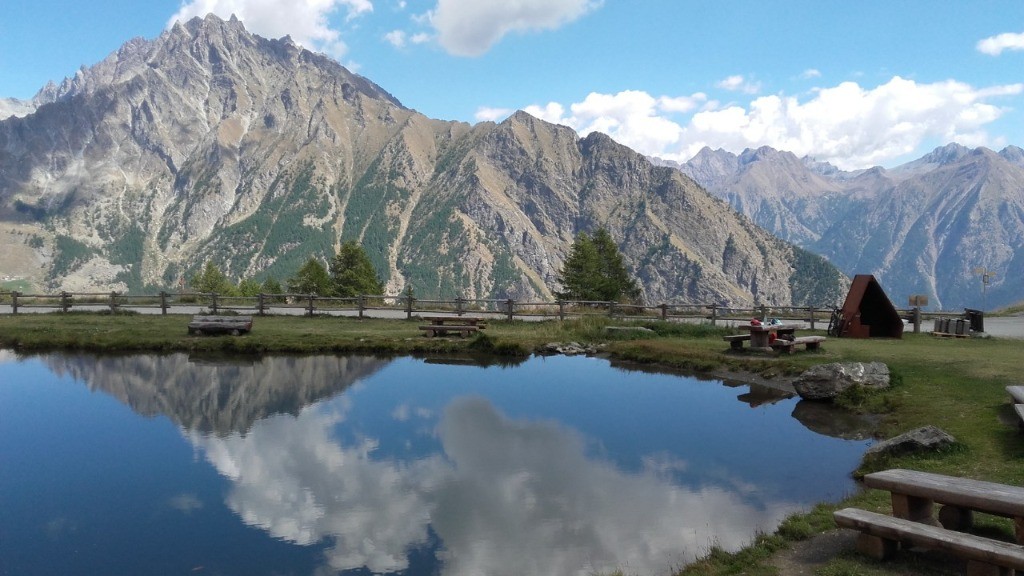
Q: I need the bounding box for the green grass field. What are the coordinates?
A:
[0,312,1021,575]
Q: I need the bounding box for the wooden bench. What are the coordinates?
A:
[834,507,1024,574]
[863,468,1024,544]
[771,335,826,353]
[418,325,480,338]
[188,315,253,336]
[420,316,487,328]
[1007,386,1024,404]
[722,334,751,350]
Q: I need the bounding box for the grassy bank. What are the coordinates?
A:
[1,312,1021,575]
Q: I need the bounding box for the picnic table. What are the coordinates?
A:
[418,316,488,338]
[833,468,1024,574]
[863,468,1024,543]
[738,322,799,348]
[723,323,824,353]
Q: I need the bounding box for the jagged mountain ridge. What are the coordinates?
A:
[42,353,389,435]
[0,14,845,306]
[676,143,1024,310]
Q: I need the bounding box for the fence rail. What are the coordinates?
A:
[0,290,960,332]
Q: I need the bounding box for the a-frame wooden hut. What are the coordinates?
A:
[837,275,904,338]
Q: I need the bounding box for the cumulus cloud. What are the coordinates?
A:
[428,0,601,56]
[800,68,822,79]
[716,74,761,94]
[191,396,801,575]
[519,77,1023,170]
[474,106,514,122]
[384,29,406,48]
[167,0,374,58]
[977,31,1024,55]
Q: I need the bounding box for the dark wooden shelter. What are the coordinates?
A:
[837,275,904,338]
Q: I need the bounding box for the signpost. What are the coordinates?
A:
[973,268,996,312]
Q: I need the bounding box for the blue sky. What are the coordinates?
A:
[2,0,1023,169]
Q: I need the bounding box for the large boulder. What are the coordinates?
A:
[864,425,956,458]
[793,362,891,401]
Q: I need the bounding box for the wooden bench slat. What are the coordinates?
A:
[1007,385,1024,404]
[835,508,1024,569]
[864,469,1024,518]
[188,315,252,335]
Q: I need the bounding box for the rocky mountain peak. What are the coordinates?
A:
[0,15,845,307]
[1000,145,1024,167]
[921,142,972,165]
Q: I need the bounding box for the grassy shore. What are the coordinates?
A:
[1,312,1022,575]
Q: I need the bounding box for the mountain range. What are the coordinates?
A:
[0,14,845,306]
[668,143,1024,310]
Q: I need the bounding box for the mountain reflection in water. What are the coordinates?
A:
[3,353,868,576]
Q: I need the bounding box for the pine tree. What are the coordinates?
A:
[288,257,331,295]
[329,241,383,297]
[557,232,601,301]
[557,228,640,303]
[591,228,641,302]
[190,261,235,295]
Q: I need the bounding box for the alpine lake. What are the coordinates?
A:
[0,351,873,575]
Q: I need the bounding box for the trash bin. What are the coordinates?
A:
[954,318,967,335]
[964,308,984,333]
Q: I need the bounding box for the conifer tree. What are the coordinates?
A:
[330,241,384,297]
[190,261,236,295]
[288,257,331,295]
[557,228,640,302]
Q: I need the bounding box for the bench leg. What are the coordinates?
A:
[806,342,821,351]
[938,505,973,531]
[1015,516,1024,545]
[730,340,743,350]
[891,494,938,526]
[855,533,898,560]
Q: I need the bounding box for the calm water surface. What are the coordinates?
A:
[0,352,870,576]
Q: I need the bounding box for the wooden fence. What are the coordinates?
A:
[0,290,945,332]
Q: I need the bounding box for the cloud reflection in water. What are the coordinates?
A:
[191,395,802,576]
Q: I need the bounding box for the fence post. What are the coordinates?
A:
[160,291,168,315]
[257,293,266,316]
[608,301,616,318]
[558,300,565,321]
[11,291,19,314]
[306,294,315,317]
[455,295,464,316]
[913,306,921,334]
[210,293,219,314]
[109,291,118,314]
[709,304,717,326]
[809,306,816,330]
[60,291,71,313]
[759,305,767,321]
[660,303,668,320]
[405,294,415,320]
[506,299,515,321]
[358,295,365,319]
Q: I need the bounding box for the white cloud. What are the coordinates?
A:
[716,74,761,94]
[800,68,822,79]
[384,29,406,48]
[192,396,800,576]
[428,0,601,56]
[474,106,513,122]
[167,0,374,58]
[977,31,1024,55]
[519,77,1023,170]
